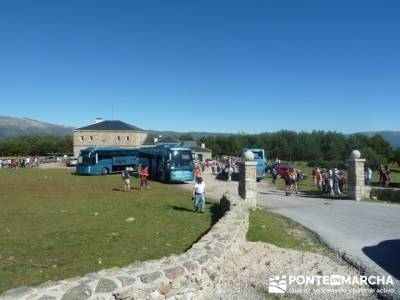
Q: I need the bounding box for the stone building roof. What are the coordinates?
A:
[189,145,212,153]
[75,120,144,131]
[157,136,181,144]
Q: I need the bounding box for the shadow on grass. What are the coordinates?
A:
[112,187,141,192]
[167,200,226,251]
[168,203,224,226]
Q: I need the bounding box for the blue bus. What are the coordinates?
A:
[139,144,194,182]
[240,148,267,181]
[76,147,140,175]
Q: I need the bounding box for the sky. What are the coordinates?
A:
[0,0,399,133]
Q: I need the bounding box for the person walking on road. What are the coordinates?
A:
[283,168,292,196]
[227,164,234,182]
[271,167,278,184]
[193,176,206,213]
[195,165,202,180]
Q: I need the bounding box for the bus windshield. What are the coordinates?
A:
[171,150,193,168]
[79,151,92,166]
[252,150,264,159]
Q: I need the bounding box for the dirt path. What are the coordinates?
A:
[178,171,377,299]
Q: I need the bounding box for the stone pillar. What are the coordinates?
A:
[347,150,370,201]
[238,151,257,208]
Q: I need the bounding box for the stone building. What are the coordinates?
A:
[143,136,213,161]
[181,141,212,161]
[73,119,148,157]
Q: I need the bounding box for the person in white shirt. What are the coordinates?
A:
[193,176,206,213]
[365,167,373,186]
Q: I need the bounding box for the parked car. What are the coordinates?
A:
[41,156,58,163]
[66,157,78,167]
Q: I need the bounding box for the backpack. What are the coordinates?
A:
[122,171,129,179]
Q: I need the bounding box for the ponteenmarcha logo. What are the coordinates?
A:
[268,275,287,294]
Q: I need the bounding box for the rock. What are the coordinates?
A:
[196,255,209,265]
[0,286,34,300]
[164,266,185,279]
[125,217,136,223]
[183,261,199,273]
[95,278,118,293]
[244,150,254,161]
[129,261,145,269]
[149,290,165,300]
[37,281,59,289]
[37,296,57,300]
[117,276,136,287]
[140,271,161,283]
[61,283,92,300]
[350,149,361,159]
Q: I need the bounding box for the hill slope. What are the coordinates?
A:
[0,116,399,148]
[358,131,400,148]
[0,116,72,139]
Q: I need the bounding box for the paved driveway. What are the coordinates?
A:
[256,186,400,298]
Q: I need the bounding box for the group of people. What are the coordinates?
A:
[121,165,150,192]
[364,165,391,188]
[0,157,40,169]
[312,167,346,196]
[195,157,239,182]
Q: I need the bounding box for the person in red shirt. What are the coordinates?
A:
[140,166,150,190]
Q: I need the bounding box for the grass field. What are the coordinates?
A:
[247,208,333,257]
[0,168,220,293]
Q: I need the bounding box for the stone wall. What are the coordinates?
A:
[369,187,400,202]
[73,131,148,157]
[0,193,251,300]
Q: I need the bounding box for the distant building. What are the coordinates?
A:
[142,135,212,161]
[73,118,148,157]
[181,141,212,161]
[155,136,181,145]
[73,119,212,160]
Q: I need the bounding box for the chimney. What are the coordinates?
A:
[201,143,205,148]
[96,118,105,124]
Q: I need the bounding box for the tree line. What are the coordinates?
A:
[0,136,72,156]
[198,131,400,169]
[1,132,399,169]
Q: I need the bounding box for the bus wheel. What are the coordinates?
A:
[101,168,108,175]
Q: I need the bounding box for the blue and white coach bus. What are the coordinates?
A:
[139,144,194,182]
[76,147,140,175]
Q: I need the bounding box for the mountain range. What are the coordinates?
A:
[0,116,72,139]
[0,116,399,148]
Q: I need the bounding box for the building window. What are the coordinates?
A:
[80,136,84,142]
[117,136,120,141]
[126,136,130,141]
[89,136,93,141]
